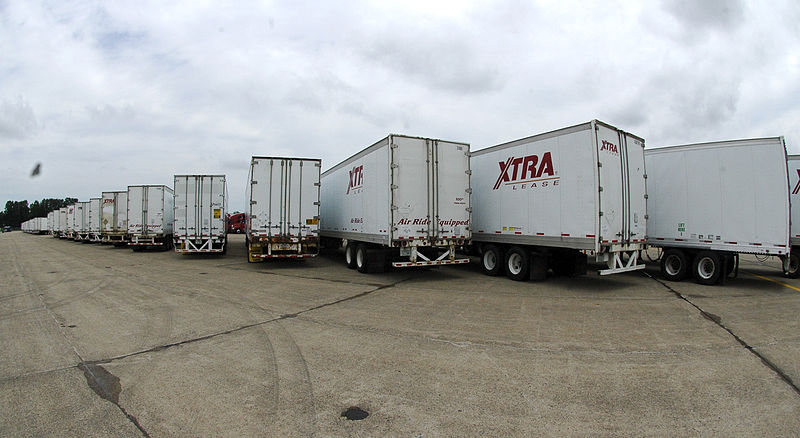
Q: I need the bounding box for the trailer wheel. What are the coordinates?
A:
[785,252,800,278]
[505,246,530,281]
[356,244,369,273]
[481,245,504,276]
[661,249,688,282]
[693,251,722,285]
[345,243,357,269]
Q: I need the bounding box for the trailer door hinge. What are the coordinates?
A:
[465,170,472,175]
[391,143,398,149]
[251,180,257,184]
[314,182,320,187]
[466,207,473,212]
[465,188,472,194]
[391,185,398,190]
[250,201,257,205]
[597,162,602,167]
[599,211,604,217]
[643,174,647,179]
[644,194,649,199]
[391,164,399,169]
[599,186,603,192]
[313,201,320,206]
[391,205,398,210]
[644,215,649,219]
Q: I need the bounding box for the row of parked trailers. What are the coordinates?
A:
[20,119,799,286]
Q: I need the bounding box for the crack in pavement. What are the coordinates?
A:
[643,271,800,397]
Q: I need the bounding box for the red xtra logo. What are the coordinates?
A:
[793,169,800,195]
[493,152,555,190]
[347,165,364,194]
[600,140,618,155]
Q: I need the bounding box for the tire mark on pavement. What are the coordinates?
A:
[84,277,410,366]
[643,271,800,397]
[8,238,152,437]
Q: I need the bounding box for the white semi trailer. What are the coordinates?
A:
[174,175,228,254]
[245,157,320,261]
[101,191,128,245]
[74,201,90,241]
[320,134,471,272]
[58,207,68,238]
[87,197,102,242]
[787,155,800,277]
[471,120,647,281]
[66,204,76,239]
[127,185,174,250]
[48,211,56,235]
[646,137,790,285]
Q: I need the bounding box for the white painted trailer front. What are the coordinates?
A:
[174,175,228,254]
[471,120,647,280]
[646,137,790,284]
[101,191,128,245]
[246,157,320,261]
[127,185,174,249]
[87,198,102,242]
[320,134,471,272]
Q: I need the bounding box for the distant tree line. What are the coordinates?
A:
[0,198,77,228]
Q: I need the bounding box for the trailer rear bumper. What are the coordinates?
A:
[174,237,225,254]
[598,250,645,275]
[253,253,317,259]
[392,258,470,267]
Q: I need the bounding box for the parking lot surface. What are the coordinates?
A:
[1,232,799,437]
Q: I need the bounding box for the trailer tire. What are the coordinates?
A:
[355,244,369,273]
[661,249,688,282]
[505,246,530,281]
[785,252,800,278]
[345,243,357,269]
[693,251,722,285]
[481,245,504,276]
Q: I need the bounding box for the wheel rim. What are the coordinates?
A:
[346,246,353,264]
[665,255,682,276]
[697,256,716,279]
[508,253,523,275]
[483,251,497,270]
[357,248,364,267]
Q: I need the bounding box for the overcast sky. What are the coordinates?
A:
[2,0,799,212]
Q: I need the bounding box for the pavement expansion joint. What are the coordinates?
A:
[643,271,800,397]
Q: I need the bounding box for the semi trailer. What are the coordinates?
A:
[471,120,647,281]
[320,134,471,272]
[101,191,129,245]
[174,175,228,254]
[646,137,790,285]
[245,157,321,261]
[65,204,76,239]
[87,197,102,242]
[74,201,90,241]
[127,185,174,250]
[787,155,800,277]
[58,207,68,238]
